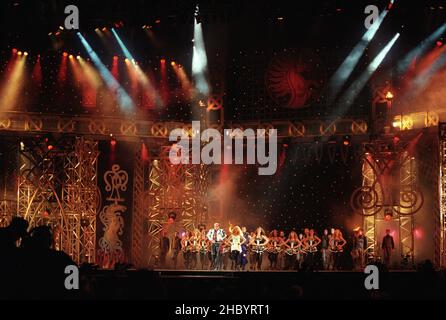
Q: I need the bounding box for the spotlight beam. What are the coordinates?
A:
[404,47,446,100]
[77,32,134,112]
[396,22,446,75]
[0,55,26,112]
[112,28,161,107]
[192,6,210,97]
[111,28,134,61]
[325,8,389,105]
[336,33,400,114]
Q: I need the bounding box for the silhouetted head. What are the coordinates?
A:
[29,225,53,250]
[386,229,391,235]
[8,217,29,240]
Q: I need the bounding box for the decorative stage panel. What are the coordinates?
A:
[17,137,99,264]
[145,146,210,267]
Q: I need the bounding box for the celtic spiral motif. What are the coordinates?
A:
[393,186,424,215]
[350,186,381,216]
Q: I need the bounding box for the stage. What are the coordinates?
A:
[2,0,446,303]
[78,267,446,300]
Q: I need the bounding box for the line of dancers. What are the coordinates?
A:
[161,222,354,271]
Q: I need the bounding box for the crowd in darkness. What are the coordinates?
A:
[0,217,76,299]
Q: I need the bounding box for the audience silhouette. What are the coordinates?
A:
[0,217,77,299]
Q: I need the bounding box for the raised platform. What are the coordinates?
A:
[80,268,446,300]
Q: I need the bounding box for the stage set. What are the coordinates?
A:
[1,0,446,300]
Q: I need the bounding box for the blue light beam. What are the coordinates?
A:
[77,32,134,112]
[325,9,389,105]
[336,33,400,114]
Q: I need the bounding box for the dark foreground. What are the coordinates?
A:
[78,268,446,300]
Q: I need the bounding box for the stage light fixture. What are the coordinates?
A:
[59,26,64,30]
[76,55,81,60]
[80,216,90,227]
[343,135,351,146]
[385,209,393,221]
[437,40,443,47]
[110,138,117,147]
[12,48,17,54]
[17,51,22,56]
[171,61,176,66]
[63,52,68,57]
[42,209,50,218]
[24,52,28,56]
[168,211,177,221]
[385,91,394,101]
[113,55,118,60]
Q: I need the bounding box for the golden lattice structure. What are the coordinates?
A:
[17,137,98,264]
[351,140,422,266]
[144,146,210,267]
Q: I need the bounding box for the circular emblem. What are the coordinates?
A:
[265,50,325,109]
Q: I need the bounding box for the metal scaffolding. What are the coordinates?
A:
[131,149,147,268]
[145,146,210,266]
[16,137,98,264]
[439,123,446,267]
[351,140,423,266]
[62,137,99,263]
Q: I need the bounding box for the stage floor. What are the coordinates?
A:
[80,268,446,300]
